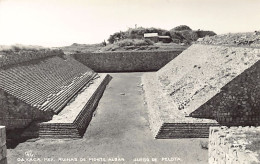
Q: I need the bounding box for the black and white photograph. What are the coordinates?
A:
[0,0,260,163]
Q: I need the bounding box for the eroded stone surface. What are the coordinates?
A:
[209,126,260,164]
[0,126,7,164]
[157,44,260,125]
[143,44,260,138]
[196,32,260,48]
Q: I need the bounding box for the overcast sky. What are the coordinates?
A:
[0,0,259,47]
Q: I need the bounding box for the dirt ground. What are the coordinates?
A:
[7,73,208,164]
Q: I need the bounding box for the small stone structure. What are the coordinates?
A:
[142,44,260,138]
[209,126,260,164]
[144,33,159,42]
[0,126,7,164]
[73,50,184,72]
[0,48,111,139]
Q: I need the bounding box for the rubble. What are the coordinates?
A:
[197,31,260,48]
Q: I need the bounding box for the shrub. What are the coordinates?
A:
[195,30,217,38]
[169,30,198,44]
[108,31,128,44]
[172,25,192,31]
[178,30,199,42]
[115,39,154,47]
[169,30,185,41]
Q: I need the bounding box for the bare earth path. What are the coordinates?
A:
[7,73,208,164]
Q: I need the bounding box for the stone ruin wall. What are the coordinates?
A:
[157,44,260,126]
[39,74,112,138]
[0,89,54,130]
[156,123,218,139]
[190,59,260,126]
[209,126,260,164]
[0,126,7,164]
[0,49,77,131]
[73,50,183,72]
[197,31,260,48]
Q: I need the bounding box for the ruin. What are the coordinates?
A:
[142,44,260,138]
[0,126,7,164]
[73,50,184,72]
[0,48,111,139]
[209,126,260,164]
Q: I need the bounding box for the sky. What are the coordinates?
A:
[0,0,260,47]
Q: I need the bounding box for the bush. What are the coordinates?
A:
[195,30,216,38]
[108,31,128,44]
[169,30,198,44]
[169,30,185,41]
[178,30,199,42]
[172,25,192,31]
[115,39,154,47]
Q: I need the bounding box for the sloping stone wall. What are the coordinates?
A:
[38,74,112,138]
[209,126,260,164]
[73,50,183,72]
[0,126,7,164]
[157,44,260,126]
[191,60,260,126]
[143,44,260,138]
[142,72,219,139]
[0,89,54,130]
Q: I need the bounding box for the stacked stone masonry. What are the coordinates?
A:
[209,126,260,164]
[156,123,218,139]
[0,126,7,164]
[38,74,112,138]
[73,50,184,72]
[0,55,96,130]
[143,44,260,138]
[0,56,96,113]
[0,49,109,140]
[142,72,219,139]
[157,44,260,125]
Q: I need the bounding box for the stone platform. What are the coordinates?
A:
[0,48,112,140]
[38,74,111,138]
[142,73,219,139]
[143,44,260,138]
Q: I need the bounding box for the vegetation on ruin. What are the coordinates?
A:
[58,25,215,53]
[107,25,216,44]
